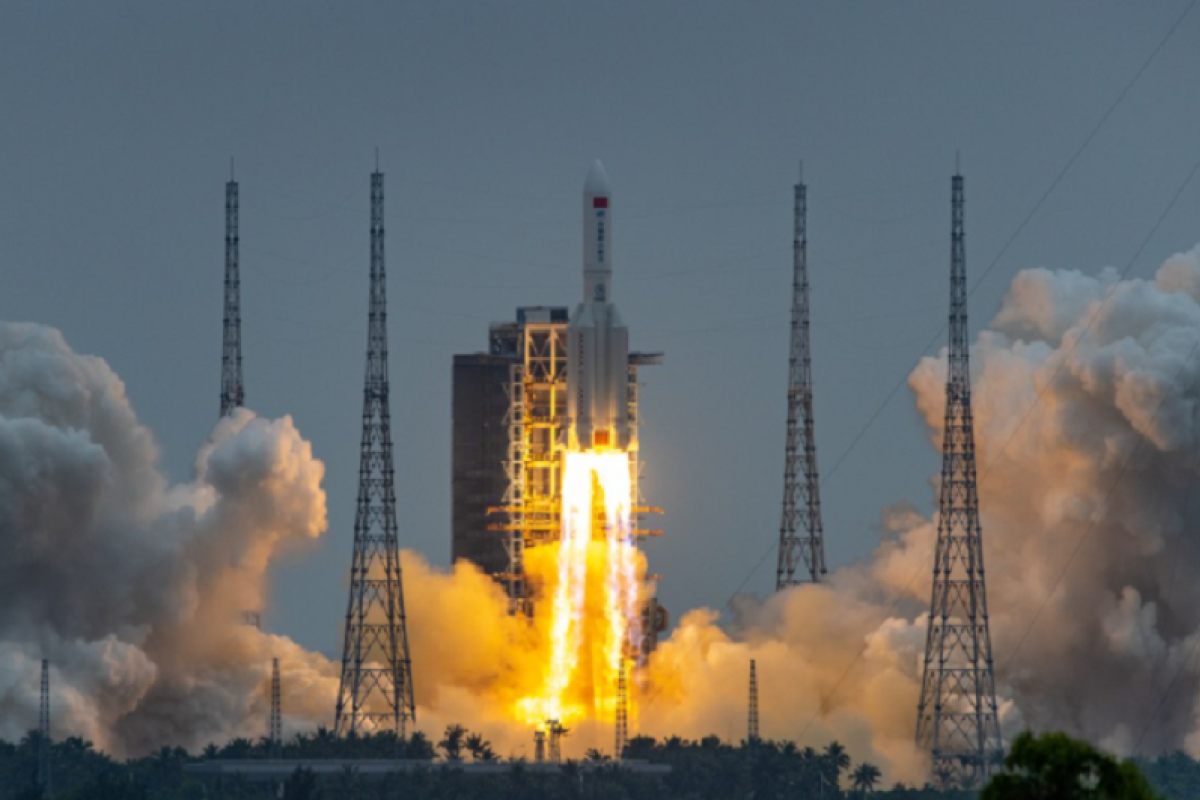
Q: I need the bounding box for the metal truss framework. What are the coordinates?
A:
[915,172,1003,789]
[221,175,244,417]
[616,658,629,760]
[335,169,416,738]
[489,322,664,629]
[270,658,282,759]
[748,659,759,743]
[39,659,51,795]
[776,172,827,589]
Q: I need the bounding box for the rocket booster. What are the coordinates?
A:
[568,160,630,452]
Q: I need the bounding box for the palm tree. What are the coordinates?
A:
[438,724,467,761]
[821,741,851,797]
[851,762,882,796]
[465,732,496,762]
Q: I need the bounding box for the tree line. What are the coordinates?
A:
[0,727,1186,799]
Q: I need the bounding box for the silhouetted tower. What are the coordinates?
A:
[615,658,628,761]
[547,720,567,764]
[748,659,760,743]
[776,164,827,589]
[220,165,244,417]
[915,169,1002,789]
[269,658,282,759]
[38,659,51,795]
[335,167,416,737]
[534,730,546,763]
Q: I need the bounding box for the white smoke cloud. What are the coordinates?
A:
[9,242,1200,778]
[0,322,336,754]
[615,244,1200,782]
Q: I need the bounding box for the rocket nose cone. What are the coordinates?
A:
[585,159,611,195]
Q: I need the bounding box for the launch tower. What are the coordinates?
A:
[335,167,416,737]
[915,170,1002,788]
[776,167,827,589]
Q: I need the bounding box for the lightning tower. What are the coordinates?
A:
[220,164,244,417]
[38,659,51,795]
[269,658,282,759]
[915,169,1002,789]
[335,166,416,737]
[748,659,759,743]
[776,165,827,589]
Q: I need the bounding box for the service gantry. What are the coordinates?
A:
[334,167,416,737]
[482,311,665,655]
[915,169,1003,789]
[776,165,827,589]
[220,165,244,417]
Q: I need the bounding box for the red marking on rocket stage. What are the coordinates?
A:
[593,197,608,208]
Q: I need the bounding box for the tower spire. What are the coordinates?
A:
[748,659,760,743]
[335,167,416,737]
[220,171,244,417]
[915,170,1002,789]
[776,167,827,588]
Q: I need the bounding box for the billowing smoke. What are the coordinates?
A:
[10,242,1200,778]
[633,243,1200,781]
[0,322,337,754]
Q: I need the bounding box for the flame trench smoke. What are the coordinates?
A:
[0,322,336,754]
[10,242,1200,776]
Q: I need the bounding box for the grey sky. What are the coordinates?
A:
[2,3,1198,658]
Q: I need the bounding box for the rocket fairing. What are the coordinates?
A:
[568,160,631,452]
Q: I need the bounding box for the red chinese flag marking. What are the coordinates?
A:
[593,197,609,208]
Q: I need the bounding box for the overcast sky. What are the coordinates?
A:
[2,3,1198,658]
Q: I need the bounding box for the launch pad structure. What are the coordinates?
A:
[451,165,668,665]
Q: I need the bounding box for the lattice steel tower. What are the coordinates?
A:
[776,166,827,589]
[38,659,51,795]
[615,658,628,761]
[915,170,1002,789]
[220,166,244,417]
[335,167,416,737]
[748,659,760,743]
[269,658,282,758]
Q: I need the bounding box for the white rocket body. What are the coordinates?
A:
[568,160,630,452]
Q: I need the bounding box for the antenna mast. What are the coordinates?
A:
[776,165,827,588]
[220,170,244,417]
[915,169,1002,789]
[335,167,416,737]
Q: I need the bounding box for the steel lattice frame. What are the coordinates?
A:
[39,659,51,795]
[915,172,1002,789]
[220,177,244,417]
[776,174,827,589]
[270,658,282,758]
[748,659,759,743]
[615,658,628,761]
[335,170,416,737]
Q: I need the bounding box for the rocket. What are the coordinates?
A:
[567,160,630,452]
